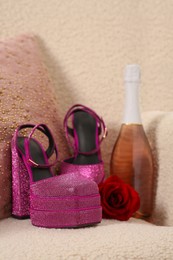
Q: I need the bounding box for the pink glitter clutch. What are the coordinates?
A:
[0,34,68,219]
[12,124,102,228]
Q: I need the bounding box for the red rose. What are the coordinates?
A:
[99,175,140,221]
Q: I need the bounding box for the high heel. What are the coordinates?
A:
[61,104,108,184]
[12,123,102,228]
[11,124,58,219]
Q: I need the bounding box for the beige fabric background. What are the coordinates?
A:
[0,0,173,175]
[1,2,173,259]
[0,0,173,173]
[1,0,173,110]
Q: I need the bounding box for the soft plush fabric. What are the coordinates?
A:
[1,0,173,115]
[0,217,173,260]
[0,1,173,258]
[0,34,68,219]
[1,0,173,183]
[142,111,173,227]
[0,112,173,260]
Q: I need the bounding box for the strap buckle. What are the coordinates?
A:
[28,159,39,167]
[103,127,108,139]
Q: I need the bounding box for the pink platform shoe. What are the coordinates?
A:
[60,104,108,184]
[11,123,102,228]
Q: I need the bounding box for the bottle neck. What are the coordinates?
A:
[122,81,142,124]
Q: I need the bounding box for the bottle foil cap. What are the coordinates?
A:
[124,64,140,82]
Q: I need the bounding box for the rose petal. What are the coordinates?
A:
[99,175,140,221]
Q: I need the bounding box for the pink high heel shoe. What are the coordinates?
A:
[12,123,102,228]
[61,104,108,184]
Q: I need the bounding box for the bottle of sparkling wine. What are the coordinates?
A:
[110,64,154,218]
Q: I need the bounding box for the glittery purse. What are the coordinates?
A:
[60,104,107,184]
[0,34,68,219]
[12,124,102,228]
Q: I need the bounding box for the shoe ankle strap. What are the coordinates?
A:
[15,124,59,168]
[63,104,108,155]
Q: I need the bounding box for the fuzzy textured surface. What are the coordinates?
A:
[0,1,173,259]
[0,217,173,260]
[142,111,173,227]
[1,0,173,114]
[0,33,63,132]
[0,2,173,117]
[0,34,68,219]
[0,0,173,176]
